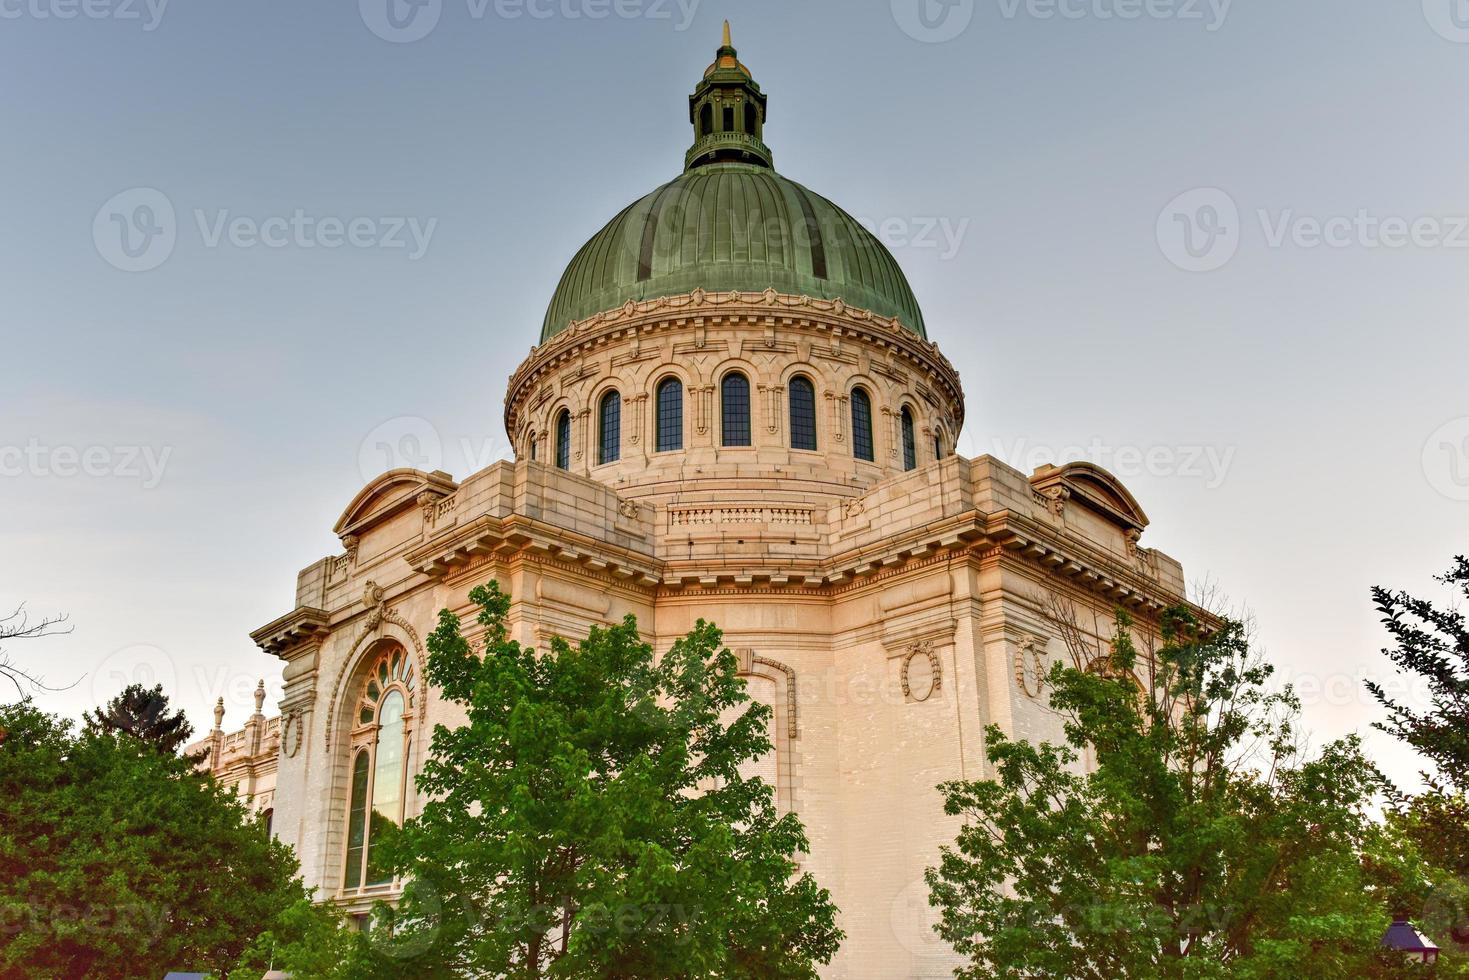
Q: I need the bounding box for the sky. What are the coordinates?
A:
[2,0,1466,788]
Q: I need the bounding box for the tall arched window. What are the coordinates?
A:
[528,431,537,462]
[901,406,917,471]
[789,376,817,451]
[343,646,416,890]
[656,378,683,452]
[723,106,735,132]
[851,387,874,462]
[721,372,751,447]
[744,103,757,135]
[700,102,712,137]
[934,432,943,461]
[554,409,571,470]
[598,391,621,465]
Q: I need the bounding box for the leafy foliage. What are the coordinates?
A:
[0,700,331,979]
[1367,557,1469,793]
[928,608,1407,979]
[362,581,842,978]
[83,682,196,756]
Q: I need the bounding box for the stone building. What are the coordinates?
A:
[202,26,1193,979]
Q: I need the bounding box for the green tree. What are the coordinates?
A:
[83,682,196,756]
[367,580,841,978]
[1366,558,1469,970]
[1367,556,1469,793]
[928,608,1406,979]
[0,700,334,978]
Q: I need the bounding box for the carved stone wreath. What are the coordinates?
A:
[1014,634,1048,699]
[900,640,942,702]
[280,710,303,759]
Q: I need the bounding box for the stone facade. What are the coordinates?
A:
[198,28,1196,980]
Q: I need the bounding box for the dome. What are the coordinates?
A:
[540,26,927,343]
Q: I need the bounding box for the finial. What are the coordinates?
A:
[722,19,731,48]
[254,679,266,715]
[212,697,225,732]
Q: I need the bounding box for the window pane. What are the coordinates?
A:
[344,749,370,889]
[851,388,874,462]
[366,690,405,886]
[901,407,917,471]
[721,373,751,447]
[789,377,817,451]
[656,379,683,452]
[599,391,621,465]
[555,411,570,470]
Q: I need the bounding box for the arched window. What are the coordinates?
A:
[656,378,683,452]
[789,376,817,451]
[721,372,751,447]
[528,431,537,462]
[744,103,757,135]
[901,407,917,471]
[700,102,712,137]
[554,409,571,470]
[850,387,874,462]
[598,391,621,465]
[934,433,943,461]
[343,646,416,890]
[723,106,735,132]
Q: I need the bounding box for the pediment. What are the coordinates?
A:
[1030,462,1149,532]
[332,468,458,538]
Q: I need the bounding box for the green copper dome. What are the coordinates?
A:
[540,27,927,343]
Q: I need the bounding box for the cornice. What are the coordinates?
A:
[251,606,330,658]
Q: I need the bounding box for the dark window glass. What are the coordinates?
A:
[529,433,537,462]
[723,106,735,132]
[789,376,817,451]
[344,749,370,888]
[901,407,917,471]
[934,435,943,461]
[555,410,570,470]
[700,103,712,136]
[851,388,874,462]
[744,103,757,135]
[721,373,751,447]
[598,391,621,465]
[656,378,683,452]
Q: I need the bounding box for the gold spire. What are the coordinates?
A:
[722,19,731,47]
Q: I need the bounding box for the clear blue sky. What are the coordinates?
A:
[4,0,1467,788]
